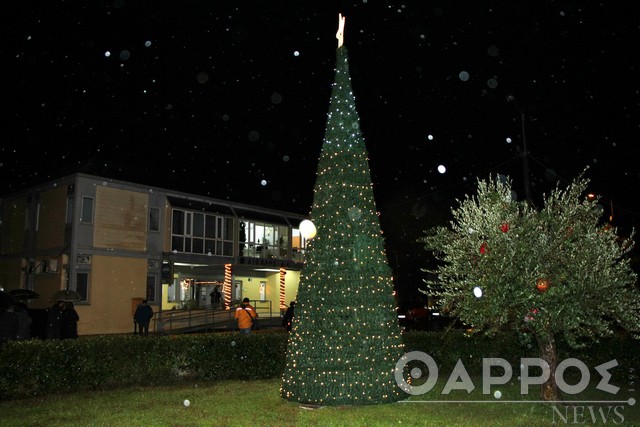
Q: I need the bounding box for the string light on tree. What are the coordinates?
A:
[281,14,403,406]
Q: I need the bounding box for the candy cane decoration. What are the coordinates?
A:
[224,263,232,310]
[279,267,287,310]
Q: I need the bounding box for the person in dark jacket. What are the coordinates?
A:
[14,302,32,340]
[61,302,79,339]
[46,301,64,339]
[0,308,19,345]
[133,300,154,335]
[282,301,296,332]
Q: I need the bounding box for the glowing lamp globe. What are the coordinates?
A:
[299,219,317,239]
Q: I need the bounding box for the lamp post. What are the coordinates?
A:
[507,95,533,204]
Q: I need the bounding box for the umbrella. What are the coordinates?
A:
[8,289,40,301]
[50,289,83,302]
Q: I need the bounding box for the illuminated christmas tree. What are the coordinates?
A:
[280,16,403,405]
[421,173,639,401]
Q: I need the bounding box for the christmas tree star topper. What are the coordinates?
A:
[336,13,346,48]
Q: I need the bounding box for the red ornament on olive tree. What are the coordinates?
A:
[536,278,551,293]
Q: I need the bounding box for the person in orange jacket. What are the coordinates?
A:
[235,298,257,334]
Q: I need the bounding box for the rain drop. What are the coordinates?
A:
[487,78,498,89]
[104,51,111,57]
[248,130,260,142]
[271,92,283,104]
[506,137,512,143]
[144,40,152,47]
[427,134,434,141]
[437,165,446,174]
[196,72,209,84]
[293,51,300,57]
[459,71,470,81]
[260,180,267,186]
[119,50,130,61]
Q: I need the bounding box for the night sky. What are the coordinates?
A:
[4,2,640,307]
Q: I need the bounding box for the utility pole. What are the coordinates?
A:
[507,95,532,204]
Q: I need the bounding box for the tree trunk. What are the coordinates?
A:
[536,332,562,401]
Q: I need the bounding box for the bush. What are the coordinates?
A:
[0,332,288,400]
[1,330,636,400]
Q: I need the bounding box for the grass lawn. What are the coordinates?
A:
[0,378,637,427]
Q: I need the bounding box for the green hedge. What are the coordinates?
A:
[0,332,288,400]
[1,330,637,400]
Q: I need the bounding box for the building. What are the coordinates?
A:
[0,173,310,335]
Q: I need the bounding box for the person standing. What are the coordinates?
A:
[213,287,222,308]
[61,302,79,339]
[134,300,154,335]
[234,298,257,334]
[14,302,32,340]
[0,306,19,345]
[282,301,296,332]
[46,301,64,339]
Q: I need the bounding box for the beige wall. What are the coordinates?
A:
[94,187,148,251]
[0,259,23,292]
[77,255,152,335]
[1,197,26,254]
[37,186,66,250]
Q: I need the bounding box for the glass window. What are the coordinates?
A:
[80,197,93,223]
[171,236,184,252]
[193,213,204,237]
[35,203,40,232]
[172,210,184,234]
[146,276,157,302]
[25,203,32,231]
[66,197,74,224]
[76,272,89,302]
[224,218,234,240]
[149,207,160,231]
[205,215,215,238]
[170,208,235,256]
[193,238,204,254]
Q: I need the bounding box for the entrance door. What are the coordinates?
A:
[233,280,242,301]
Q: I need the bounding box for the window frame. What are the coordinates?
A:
[80,196,94,224]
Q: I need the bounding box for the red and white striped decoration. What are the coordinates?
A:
[223,263,232,310]
[279,267,287,310]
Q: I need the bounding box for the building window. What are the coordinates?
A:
[76,272,89,302]
[35,203,40,231]
[146,276,157,302]
[291,227,310,262]
[25,200,32,231]
[171,209,234,256]
[66,196,74,224]
[80,197,93,223]
[149,207,160,232]
[240,220,289,259]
